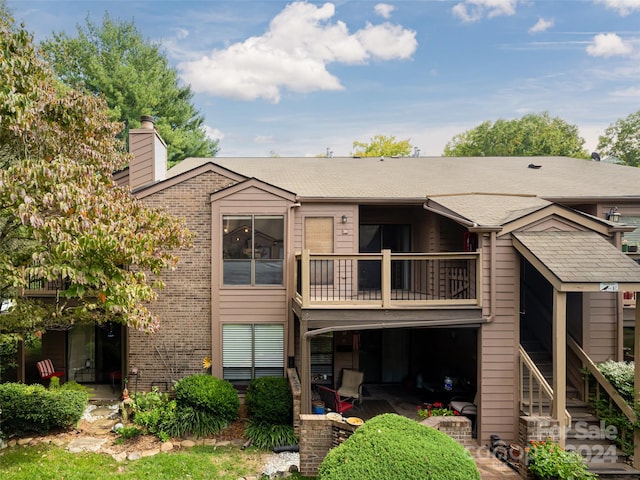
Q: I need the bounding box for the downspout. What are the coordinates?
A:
[287,200,301,363]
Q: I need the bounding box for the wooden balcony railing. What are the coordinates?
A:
[294,249,481,308]
[20,270,70,297]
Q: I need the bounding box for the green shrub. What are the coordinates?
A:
[245,421,297,450]
[132,399,179,442]
[0,382,88,435]
[318,413,480,480]
[49,376,61,390]
[60,380,90,393]
[131,387,169,413]
[596,360,634,401]
[245,376,292,425]
[174,374,239,423]
[115,425,143,444]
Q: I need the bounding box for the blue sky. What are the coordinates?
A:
[8,0,640,157]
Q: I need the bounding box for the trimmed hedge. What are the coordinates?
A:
[318,413,480,480]
[174,374,239,423]
[0,382,89,435]
[245,376,292,425]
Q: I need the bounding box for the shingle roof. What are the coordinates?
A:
[169,155,640,201]
[428,194,552,226]
[512,231,640,284]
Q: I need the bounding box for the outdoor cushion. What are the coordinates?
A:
[36,359,65,380]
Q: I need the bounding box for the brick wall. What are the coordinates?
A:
[518,415,561,479]
[299,415,357,476]
[128,171,235,391]
[421,415,473,446]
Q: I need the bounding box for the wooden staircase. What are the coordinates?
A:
[521,334,640,479]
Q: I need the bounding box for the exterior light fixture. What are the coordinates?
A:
[606,207,620,222]
[341,215,348,224]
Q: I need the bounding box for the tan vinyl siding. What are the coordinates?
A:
[211,185,293,378]
[583,292,617,362]
[294,204,358,255]
[478,234,519,443]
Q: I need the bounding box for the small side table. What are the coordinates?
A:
[73,367,95,383]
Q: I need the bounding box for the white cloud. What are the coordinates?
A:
[610,86,640,97]
[594,0,640,16]
[179,1,417,103]
[452,0,521,23]
[204,125,224,141]
[529,17,554,34]
[586,33,633,57]
[374,3,395,19]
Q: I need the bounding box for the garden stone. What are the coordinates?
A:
[160,441,174,452]
[216,440,231,447]
[204,438,217,446]
[17,437,33,446]
[231,438,244,447]
[67,436,107,453]
[141,448,160,457]
[181,439,196,448]
[112,452,128,463]
[51,438,65,447]
[127,451,142,461]
[8,439,17,447]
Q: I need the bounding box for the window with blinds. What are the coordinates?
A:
[621,216,640,247]
[222,324,284,383]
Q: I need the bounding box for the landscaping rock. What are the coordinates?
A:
[204,438,217,446]
[160,441,174,452]
[67,437,107,453]
[17,437,33,446]
[231,438,245,447]
[51,438,65,447]
[181,439,196,448]
[215,440,231,447]
[112,452,128,463]
[127,451,141,461]
[141,448,160,457]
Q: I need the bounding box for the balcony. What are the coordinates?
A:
[294,249,481,309]
[20,273,69,297]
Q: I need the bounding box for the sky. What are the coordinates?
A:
[7,0,640,157]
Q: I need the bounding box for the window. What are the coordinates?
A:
[222,215,284,285]
[222,324,284,383]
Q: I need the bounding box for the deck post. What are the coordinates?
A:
[381,249,391,307]
[552,289,567,447]
[301,249,310,307]
[634,290,640,468]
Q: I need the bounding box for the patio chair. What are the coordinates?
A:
[337,369,364,407]
[450,393,477,437]
[316,385,354,414]
[36,359,65,381]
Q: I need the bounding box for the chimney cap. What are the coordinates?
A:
[140,115,155,129]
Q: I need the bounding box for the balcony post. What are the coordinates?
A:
[381,249,391,308]
[301,249,310,307]
[552,289,567,447]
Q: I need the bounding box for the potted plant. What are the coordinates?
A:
[526,440,598,480]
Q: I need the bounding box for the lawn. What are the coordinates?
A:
[0,443,311,480]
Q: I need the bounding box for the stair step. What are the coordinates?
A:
[587,462,640,479]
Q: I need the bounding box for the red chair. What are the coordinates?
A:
[316,385,354,414]
[36,359,64,381]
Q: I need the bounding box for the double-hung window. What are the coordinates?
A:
[222,324,284,382]
[222,215,284,285]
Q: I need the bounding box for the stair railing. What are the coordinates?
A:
[568,336,636,455]
[519,345,571,426]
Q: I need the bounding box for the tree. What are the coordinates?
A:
[597,111,640,167]
[40,14,219,167]
[443,112,589,158]
[352,134,413,157]
[0,11,192,334]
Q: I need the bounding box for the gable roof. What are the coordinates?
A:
[426,194,551,226]
[512,231,640,291]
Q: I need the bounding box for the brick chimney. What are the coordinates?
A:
[128,115,167,190]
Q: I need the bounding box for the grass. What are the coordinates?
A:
[0,444,313,480]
